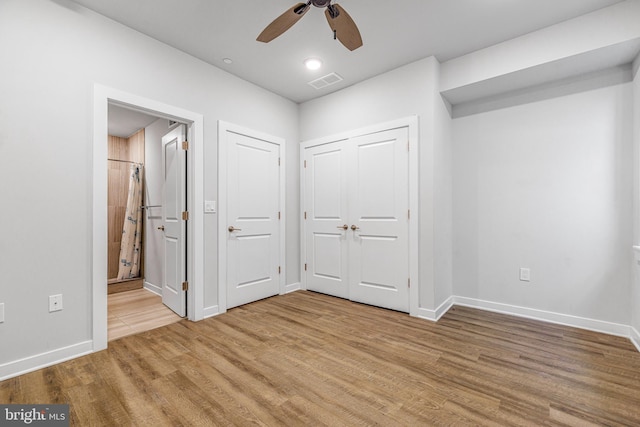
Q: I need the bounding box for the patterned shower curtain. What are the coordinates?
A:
[117,163,144,280]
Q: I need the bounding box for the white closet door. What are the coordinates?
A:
[348,127,410,312]
[226,131,280,309]
[304,141,350,298]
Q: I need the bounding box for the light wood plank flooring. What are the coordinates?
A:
[108,288,182,341]
[3,291,640,426]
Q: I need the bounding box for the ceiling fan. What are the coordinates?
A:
[257,0,363,51]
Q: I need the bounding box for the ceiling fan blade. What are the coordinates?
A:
[325,4,362,51]
[257,3,310,43]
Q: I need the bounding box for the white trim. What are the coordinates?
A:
[452,296,631,338]
[415,296,454,322]
[144,281,162,296]
[93,84,205,353]
[203,305,221,319]
[0,341,93,381]
[284,282,301,294]
[631,327,640,352]
[217,121,287,312]
[299,116,420,314]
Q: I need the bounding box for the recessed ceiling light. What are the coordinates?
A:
[223,58,233,64]
[304,58,322,70]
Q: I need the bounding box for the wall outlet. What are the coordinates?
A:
[0,303,4,323]
[49,294,63,312]
[519,268,531,282]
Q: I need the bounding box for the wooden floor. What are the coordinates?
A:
[108,288,182,341]
[2,291,640,426]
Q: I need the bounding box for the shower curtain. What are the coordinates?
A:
[117,163,144,280]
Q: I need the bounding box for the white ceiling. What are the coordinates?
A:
[71,0,624,104]
[108,104,160,138]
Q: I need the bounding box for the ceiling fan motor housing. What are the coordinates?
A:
[311,0,332,8]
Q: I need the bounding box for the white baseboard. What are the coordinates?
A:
[415,297,455,322]
[452,296,631,338]
[203,305,220,319]
[144,281,162,296]
[0,340,93,381]
[284,282,301,294]
[631,326,640,352]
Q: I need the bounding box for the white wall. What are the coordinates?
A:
[143,118,171,293]
[453,82,634,326]
[299,57,453,314]
[632,57,640,340]
[0,0,298,373]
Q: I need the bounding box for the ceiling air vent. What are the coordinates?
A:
[308,72,343,90]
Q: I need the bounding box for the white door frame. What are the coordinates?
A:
[218,120,286,314]
[300,116,420,317]
[92,84,205,352]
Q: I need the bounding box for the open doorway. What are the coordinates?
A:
[92,84,205,353]
[106,104,183,340]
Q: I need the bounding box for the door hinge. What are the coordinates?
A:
[182,281,189,291]
[278,157,281,166]
[304,160,307,168]
[278,266,281,274]
[408,278,410,288]
[408,209,411,219]
[304,263,307,271]
[182,140,189,150]
[407,141,410,151]
[304,211,307,220]
[278,211,281,220]
[182,211,189,221]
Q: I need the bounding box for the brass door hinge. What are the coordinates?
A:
[278,211,281,220]
[304,212,307,220]
[408,278,411,288]
[278,266,281,274]
[304,263,307,271]
[304,160,307,168]
[182,140,189,150]
[182,211,189,221]
[182,281,189,291]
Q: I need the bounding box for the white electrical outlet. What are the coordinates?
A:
[519,268,531,282]
[49,294,63,312]
[0,303,4,323]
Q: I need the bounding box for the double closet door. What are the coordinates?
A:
[303,127,410,312]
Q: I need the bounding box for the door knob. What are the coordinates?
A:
[351,225,360,231]
[157,226,165,231]
[337,224,348,230]
[228,226,242,232]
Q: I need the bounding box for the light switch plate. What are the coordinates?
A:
[204,200,216,213]
[519,268,531,282]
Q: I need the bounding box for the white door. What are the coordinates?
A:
[303,127,410,313]
[226,131,280,309]
[348,128,409,312]
[161,125,187,317]
[304,141,350,298]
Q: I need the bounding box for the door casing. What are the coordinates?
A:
[92,84,205,352]
[300,116,420,316]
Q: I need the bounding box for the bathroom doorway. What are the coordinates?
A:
[106,104,184,340]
